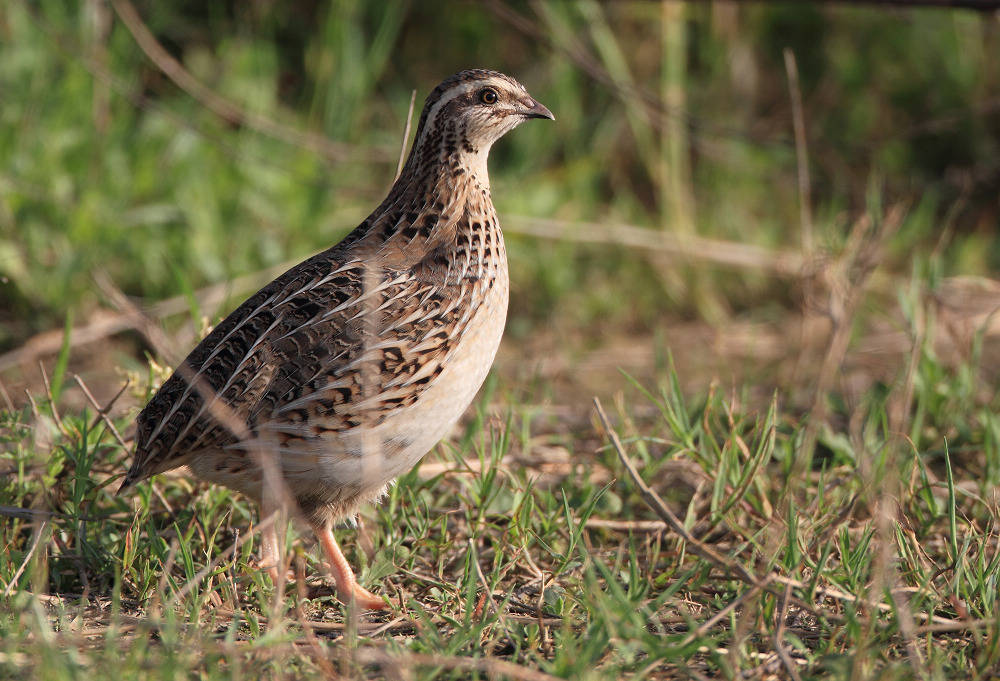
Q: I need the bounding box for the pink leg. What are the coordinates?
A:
[260,502,294,583]
[315,525,387,610]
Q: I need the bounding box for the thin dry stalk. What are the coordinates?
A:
[486,0,771,152]
[875,496,926,677]
[93,271,180,366]
[681,581,767,646]
[165,513,276,609]
[355,648,564,681]
[293,556,342,680]
[593,397,762,585]
[594,395,960,632]
[783,48,813,254]
[797,204,906,471]
[913,618,998,634]
[506,216,807,276]
[2,519,49,597]
[96,272,297,533]
[394,90,417,182]
[23,390,42,426]
[37,362,65,435]
[585,518,668,532]
[0,376,14,411]
[774,582,804,681]
[92,272,304,619]
[3,211,920,378]
[87,0,112,135]
[469,537,515,657]
[109,0,369,163]
[470,538,502,621]
[518,540,553,653]
[73,374,130,449]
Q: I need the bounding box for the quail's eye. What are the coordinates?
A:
[479,88,498,105]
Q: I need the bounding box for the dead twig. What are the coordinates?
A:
[797,204,906,470]
[3,520,50,597]
[0,259,297,374]
[355,648,564,681]
[110,0,372,163]
[506,216,807,276]
[73,374,130,450]
[394,89,417,182]
[37,362,66,435]
[0,376,14,411]
[783,48,813,254]
[594,395,959,630]
[585,518,668,532]
[593,397,762,585]
[774,582,804,681]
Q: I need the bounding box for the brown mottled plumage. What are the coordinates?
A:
[119,70,553,609]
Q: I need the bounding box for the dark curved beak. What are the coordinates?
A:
[521,98,555,121]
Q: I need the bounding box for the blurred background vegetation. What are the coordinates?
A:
[1,0,998,403]
[4,3,1000,677]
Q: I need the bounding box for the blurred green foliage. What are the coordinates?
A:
[1,1,997,349]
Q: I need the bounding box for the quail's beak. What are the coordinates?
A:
[521,98,555,121]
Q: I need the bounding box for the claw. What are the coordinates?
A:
[315,524,388,610]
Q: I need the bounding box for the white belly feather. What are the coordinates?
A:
[314,266,509,495]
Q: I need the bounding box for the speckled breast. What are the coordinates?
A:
[308,241,510,499]
[381,259,510,474]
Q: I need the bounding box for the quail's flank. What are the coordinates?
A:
[119,70,553,610]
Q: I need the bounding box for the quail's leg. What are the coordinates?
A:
[260,501,294,583]
[262,521,293,584]
[314,524,387,610]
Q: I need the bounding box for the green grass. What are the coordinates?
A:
[3,1,1000,679]
[4,315,1000,679]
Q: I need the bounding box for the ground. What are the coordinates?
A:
[4,1,1000,679]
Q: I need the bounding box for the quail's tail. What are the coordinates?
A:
[116,474,136,496]
[116,460,143,495]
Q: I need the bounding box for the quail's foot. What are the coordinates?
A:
[316,525,388,610]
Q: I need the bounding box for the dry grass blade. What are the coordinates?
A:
[593,396,764,586]
[92,270,180,367]
[3,520,49,597]
[797,204,907,469]
[681,581,767,646]
[109,0,379,163]
[593,395,966,641]
[37,362,65,435]
[783,48,813,254]
[773,582,804,681]
[0,260,296,373]
[395,89,417,182]
[0,376,14,411]
[73,374,130,449]
[355,648,564,681]
[4,210,808,375]
[584,518,667,532]
[292,557,340,680]
[91,271,303,615]
[506,216,806,276]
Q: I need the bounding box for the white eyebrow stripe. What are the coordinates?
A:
[414,83,475,150]
[413,75,523,151]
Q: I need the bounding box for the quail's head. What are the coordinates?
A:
[416,69,554,154]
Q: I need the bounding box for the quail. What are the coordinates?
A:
[119,70,553,610]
